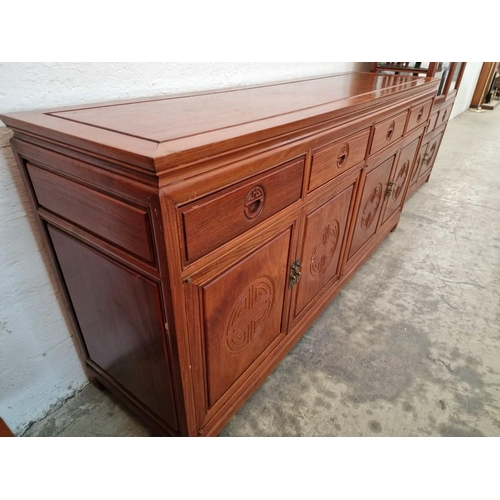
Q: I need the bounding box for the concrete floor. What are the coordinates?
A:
[24,108,500,437]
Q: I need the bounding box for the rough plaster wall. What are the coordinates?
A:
[450,62,483,120]
[0,62,370,434]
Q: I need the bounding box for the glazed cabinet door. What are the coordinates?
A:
[185,223,296,429]
[290,171,359,325]
[347,153,396,262]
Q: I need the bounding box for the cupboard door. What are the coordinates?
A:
[418,131,444,180]
[294,182,355,318]
[410,141,428,188]
[382,137,420,223]
[348,155,396,260]
[200,228,292,407]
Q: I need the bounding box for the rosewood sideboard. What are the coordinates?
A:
[1,72,440,436]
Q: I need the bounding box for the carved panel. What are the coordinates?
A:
[348,155,395,260]
[382,137,420,225]
[294,184,354,319]
[226,276,274,353]
[243,185,266,220]
[310,221,340,277]
[392,160,409,200]
[361,183,383,230]
[202,228,291,407]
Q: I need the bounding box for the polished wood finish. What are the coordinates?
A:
[369,111,408,156]
[48,226,178,430]
[294,180,354,318]
[181,156,304,262]
[373,63,467,200]
[1,72,439,436]
[382,136,420,224]
[406,100,432,134]
[309,128,369,192]
[348,154,396,260]
[201,228,291,407]
[0,418,14,437]
[28,163,155,263]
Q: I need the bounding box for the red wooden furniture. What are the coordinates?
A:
[371,63,466,197]
[1,72,439,436]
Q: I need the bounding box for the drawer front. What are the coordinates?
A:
[27,163,154,262]
[438,103,453,127]
[309,128,370,192]
[427,110,439,134]
[369,111,408,155]
[406,100,433,134]
[181,156,304,262]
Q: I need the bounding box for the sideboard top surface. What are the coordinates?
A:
[0,72,438,174]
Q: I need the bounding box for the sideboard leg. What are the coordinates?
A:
[90,377,105,391]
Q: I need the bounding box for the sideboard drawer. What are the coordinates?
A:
[181,156,304,262]
[406,99,433,134]
[438,103,454,127]
[427,110,439,134]
[369,111,408,155]
[309,128,370,192]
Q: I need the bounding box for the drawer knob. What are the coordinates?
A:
[244,185,266,220]
[417,107,424,122]
[386,121,395,141]
[337,143,350,168]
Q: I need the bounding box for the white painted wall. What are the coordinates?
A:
[450,62,483,119]
[0,62,370,434]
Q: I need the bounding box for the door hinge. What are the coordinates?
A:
[289,259,302,289]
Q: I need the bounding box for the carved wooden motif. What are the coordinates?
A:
[226,276,274,353]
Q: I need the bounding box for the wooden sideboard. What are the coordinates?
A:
[370,63,466,199]
[1,72,439,436]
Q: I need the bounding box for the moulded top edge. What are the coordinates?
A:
[0,72,439,173]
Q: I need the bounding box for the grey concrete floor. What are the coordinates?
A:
[24,108,500,437]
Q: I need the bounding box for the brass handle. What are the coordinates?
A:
[442,109,448,121]
[386,122,395,141]
[417,107,424,122]
[289,259,302,289]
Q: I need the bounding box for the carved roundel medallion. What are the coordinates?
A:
[361,183,382,230]
[337,143,350,168]
[392,160,410,200]
[310,221,340,276]
[244,185,266,220]
[226,277,274,353]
